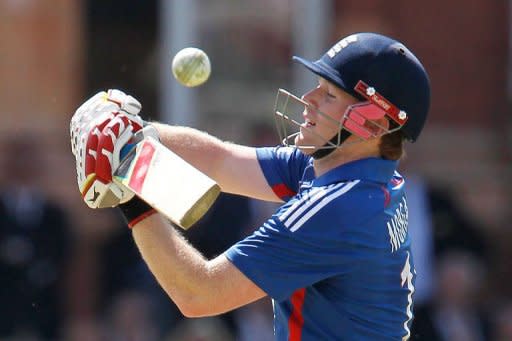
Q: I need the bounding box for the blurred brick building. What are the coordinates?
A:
[0,0,82,201]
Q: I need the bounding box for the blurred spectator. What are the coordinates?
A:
[406,178,493,340]
[492,301,512,341]
[163,316,235,341]
[411,251,490,341]
[60,317,106,341]
[0,136,72,340]
[405,174,490,306]
[104,289,160,341]
[98,215,164,301]
[426,184,489,263]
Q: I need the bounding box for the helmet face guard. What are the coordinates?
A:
[273,81,408,152]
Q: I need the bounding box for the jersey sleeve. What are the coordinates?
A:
[256,146,311,201]
[225,181,381,301]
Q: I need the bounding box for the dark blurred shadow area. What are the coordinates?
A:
[0,135,72,340]
[412,250,490,341]
[0,0,510,340]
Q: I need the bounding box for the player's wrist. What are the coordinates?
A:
[118,196,157,228]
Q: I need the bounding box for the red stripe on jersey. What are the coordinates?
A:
[128,142,156,193]
[272,183,296,200]
[288,288,306,341]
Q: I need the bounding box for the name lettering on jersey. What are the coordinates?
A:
[387,197,408,252]
[327,35,358,58]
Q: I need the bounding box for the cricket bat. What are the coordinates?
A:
[113,136,221,229]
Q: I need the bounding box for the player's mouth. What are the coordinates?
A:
[302,118,316,128]
[302,107,317,128]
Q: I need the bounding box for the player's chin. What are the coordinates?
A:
[294,132,306,148]
[297,145,316,155]
[295,136,323,155]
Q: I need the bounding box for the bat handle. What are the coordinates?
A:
[120,143,136,161]
[119,125,159,161]
[120,126,150,160]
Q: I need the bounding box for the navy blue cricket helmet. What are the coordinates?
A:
[293,32,431,142]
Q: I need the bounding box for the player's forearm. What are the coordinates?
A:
[131,213,229,317]
[152,123,226,181]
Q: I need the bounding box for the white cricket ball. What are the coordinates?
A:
[171,47,211,87]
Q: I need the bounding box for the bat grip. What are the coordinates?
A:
[120,143,136,161]
[120,125,158,160]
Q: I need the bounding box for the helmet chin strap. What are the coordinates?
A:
[310,130,352,160]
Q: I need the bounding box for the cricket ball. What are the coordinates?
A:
[171,47,211,87]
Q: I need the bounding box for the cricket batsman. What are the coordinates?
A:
[70,32,430,340]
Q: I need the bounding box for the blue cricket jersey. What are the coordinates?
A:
[225,146,415,340]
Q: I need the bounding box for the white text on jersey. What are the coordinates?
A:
[387,197,408,252]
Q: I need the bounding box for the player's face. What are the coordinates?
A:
[294,78,359,152]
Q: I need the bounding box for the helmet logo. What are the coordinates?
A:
[354,80,408,125]
[366,87,376,96]
[327,35,358,58]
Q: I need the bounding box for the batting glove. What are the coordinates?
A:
[70,89,144,208]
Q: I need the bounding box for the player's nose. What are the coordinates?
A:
[301,87,319,107]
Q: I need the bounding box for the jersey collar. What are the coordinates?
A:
[311,157,398,186]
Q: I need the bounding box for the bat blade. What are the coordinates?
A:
[113,137,220,229]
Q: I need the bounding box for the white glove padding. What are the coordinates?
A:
[70,89,143,157]
[70,89,144,208]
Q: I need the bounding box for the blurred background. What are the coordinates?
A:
[0,0,510,340]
